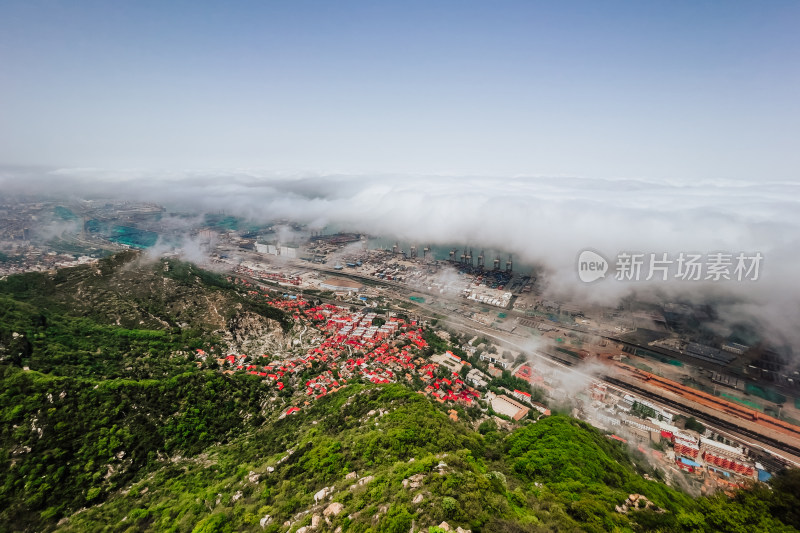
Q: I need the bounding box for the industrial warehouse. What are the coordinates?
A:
[319,276,363,294]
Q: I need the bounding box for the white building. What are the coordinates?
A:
[466,368,489,389]
[280,245,298,258]
[480,353,510,369]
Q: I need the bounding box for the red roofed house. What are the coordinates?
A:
[512,389,531,403]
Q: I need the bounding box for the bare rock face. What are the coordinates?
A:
[225,311,286,354]
[402,473,425,489]
[324,503,345,517]
[314,486,333,504]
[349,475,374,491]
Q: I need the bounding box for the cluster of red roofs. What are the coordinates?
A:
[200,278,485,416]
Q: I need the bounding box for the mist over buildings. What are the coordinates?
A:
[2,167,798,348]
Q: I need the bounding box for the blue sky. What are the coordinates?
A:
[1,1,798,179]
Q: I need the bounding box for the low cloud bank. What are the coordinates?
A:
[3,167,798,348]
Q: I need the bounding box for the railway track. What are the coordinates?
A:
[541,351,800,464]
[603,375,800,461]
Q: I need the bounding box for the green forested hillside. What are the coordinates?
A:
[0,366,272,528]
[46,385,800,533]
[1,255,799,533]
[0,253,291,530]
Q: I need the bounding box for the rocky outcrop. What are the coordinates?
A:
[324,502,344,517]
[402,473,425,489]
[615,493,664,514]
[314,486,333,504]
[225,311,286,354]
